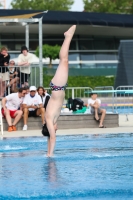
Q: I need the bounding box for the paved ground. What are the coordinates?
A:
[119,114,133,127]
[1,114,133,138]
[1,115,133,138]
[1,127,133,138]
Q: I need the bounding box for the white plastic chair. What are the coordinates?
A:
[0,103,3,135]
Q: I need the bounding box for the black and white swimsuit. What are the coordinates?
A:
[50,81,67,91]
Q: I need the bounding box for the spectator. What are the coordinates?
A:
[37,86,50,110]
[0,46,10,97]
[1,88,27,132]
[88,93,106,128]
[18,46,34,87]
[8,60,20,93]
[22,86,45,131]
[25,86,30,94]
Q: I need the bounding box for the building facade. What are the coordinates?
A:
[0,10,133,73]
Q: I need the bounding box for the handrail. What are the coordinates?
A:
[85,90,133,94]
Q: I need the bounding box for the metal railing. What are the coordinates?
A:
[1,64,133,117]
[93,86,115,113]
[84,86,133,116]
[45,87,93,103]
[1,65,93,100]
[0,65,41,98]
[115,86,133,119]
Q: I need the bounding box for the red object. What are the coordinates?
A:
[1,108,17,118]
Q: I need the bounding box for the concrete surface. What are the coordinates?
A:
[0,114,132,138]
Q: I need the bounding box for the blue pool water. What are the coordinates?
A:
[103,106,133,114]
[0,133,133,200]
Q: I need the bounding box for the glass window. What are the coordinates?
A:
[43,40,76,50]
[81,63,96,68]
[29,34,38,39]
[95,52,117,60]
[1,33,14,39]
[43,40,63,47]
[29,41,39,50]
[79,40,93,50]
[1,41,15,50]
[69,64,80,68]
[81,63,117,69]
[69,41,76,50]
[68,53,79,61]
[10,53,19,59]
[96,63,117,68]
[50,64,58,69]
[15,43,25,51]
[15,34,25,39]
[43,35,64,40]
[93,37,115,50]
[80,53,95,61]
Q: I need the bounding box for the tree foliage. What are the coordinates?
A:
[83,0,133,14]
[11,0,74,11]
[35,44,61,67]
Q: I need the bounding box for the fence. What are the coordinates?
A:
[0,64,93,101]
[45,87,93,106]
[93,86,115,113]
[115,86,133,118]
[84,86,133,117]
[0,65,40,98]
[0,64,133,116]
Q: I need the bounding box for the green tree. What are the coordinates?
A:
[35,44,61,67]
[83,0,133,14]
[11,0,74,11]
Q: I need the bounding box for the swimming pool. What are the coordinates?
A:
[0,133,133,200]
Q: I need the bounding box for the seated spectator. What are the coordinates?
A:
[25,86,30,94]
[0,46,10,97]
[22,86,45,131]
[8,60,20,93]
[1,88,27,132]
[18,46,34,87]
[37,86,50,109]
[88,93,106,128]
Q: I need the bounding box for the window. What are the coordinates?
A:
[95,52,117,61]
[93,37,115,50]
[79,39,93,50]
[68,53,79,61]
[80,53,95,61]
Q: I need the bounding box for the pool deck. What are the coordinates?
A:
[1,114,133,138]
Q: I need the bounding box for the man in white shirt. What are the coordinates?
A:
[1,88,27,132]
[88,93,106,128]
[22,86,45,131]
[18,46,34,87]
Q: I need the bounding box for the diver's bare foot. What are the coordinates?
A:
[64,25,76,38]
[46,153,53,157]
[48,153,53,157]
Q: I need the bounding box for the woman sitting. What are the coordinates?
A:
[37,86,50,109]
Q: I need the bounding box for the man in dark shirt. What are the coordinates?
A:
[0,46,10,97]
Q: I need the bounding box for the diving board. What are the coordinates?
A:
[85,90,133,94]
[125,91,133,94]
